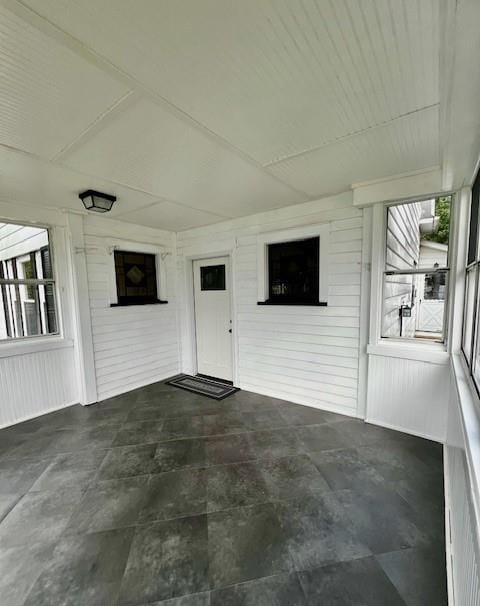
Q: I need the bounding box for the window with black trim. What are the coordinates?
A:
[382,196,451,341]
[462,169,480,389]
[201,265,225,291]
[265,236,319,305]
[0,222,58,340]
[114,250,158,305]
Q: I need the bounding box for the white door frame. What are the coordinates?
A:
[184,250,239,386]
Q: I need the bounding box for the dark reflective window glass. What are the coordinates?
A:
[201,265,225,290]
[114,251,157,305]
[468,171,480,264]
[267,237,319,304]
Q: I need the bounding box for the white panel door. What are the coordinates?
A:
[193,257,233,381]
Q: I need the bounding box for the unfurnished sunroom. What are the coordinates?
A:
[0,1,479,605]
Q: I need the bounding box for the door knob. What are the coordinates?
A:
[228,328,232,333]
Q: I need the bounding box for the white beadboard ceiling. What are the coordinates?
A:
[0,0,462,231]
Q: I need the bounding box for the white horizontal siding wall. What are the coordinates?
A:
[177,192,363,417]
[83,218,180,401]
[383,201,422,338]
[0,344,77,427]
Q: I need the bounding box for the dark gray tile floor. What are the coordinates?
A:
[0,381,447,605]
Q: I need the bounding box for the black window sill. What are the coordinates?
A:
[257,300,327,307]
[110,300,168,307]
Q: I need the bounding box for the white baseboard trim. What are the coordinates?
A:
[365,417,444,443]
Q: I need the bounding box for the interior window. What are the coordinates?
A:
[200,265,225,291]
[266,237,319,305]
[463,169,480,391]
[114,251,158,305]
[0,222,58,340]
[382,196,451,341]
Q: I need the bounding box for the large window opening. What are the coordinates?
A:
[0,222,58,340]
[462,169,480,390]
[382,196,451,342]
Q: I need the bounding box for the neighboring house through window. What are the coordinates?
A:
[382,196,451,341]
[0,222,58,340]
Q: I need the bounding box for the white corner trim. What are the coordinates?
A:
[256,223,330,304]
[105,238,168,304]
[366,342,449,364]
[0,337,74,359]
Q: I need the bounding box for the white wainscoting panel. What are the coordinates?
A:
[0,345,77,428]
[446,359,480,606]
[366,351,449,441]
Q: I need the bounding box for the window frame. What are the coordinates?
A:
[380,196,452,344]
[0,221,60,342]
[462,169,480,393]
[106,239,168,307]
[256,224,329,306]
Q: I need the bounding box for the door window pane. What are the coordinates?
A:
[201,265,225,291]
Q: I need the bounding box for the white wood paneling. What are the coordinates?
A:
[63,98,307,217]
[446,358,480,606]
[268,106,440,198]
[177,192,363,417]
[366,352,449,441]
[0,343,77,428]
[0,147,161,217]
[21,0,440,165]
[0,3,129,159]
[83,219,180,401]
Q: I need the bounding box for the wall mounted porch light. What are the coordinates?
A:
[79,189,116,213]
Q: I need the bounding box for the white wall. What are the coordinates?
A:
[177,192,365,418]
[445,357,480,606]
[0,343,77,427]
[0,202,78,427]
[82,216,180,401]
[0,200,180,426]
[366,349,450,442]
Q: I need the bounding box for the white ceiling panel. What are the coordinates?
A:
[116,201,226,232]
[21,0,440,165]
[0,4,130,159]
[267,105,440,197]
[62,98,308,217]
[0,147,158,217]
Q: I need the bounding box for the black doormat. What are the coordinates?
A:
[166,374,239,400]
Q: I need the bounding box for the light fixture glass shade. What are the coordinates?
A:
[79,190,116,213]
